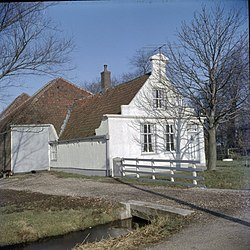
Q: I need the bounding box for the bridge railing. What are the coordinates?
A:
[113,157,205,187]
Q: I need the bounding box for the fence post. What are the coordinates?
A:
[136,158,140,178]
[192,163,197,185]
[170,161,175,183]
[152,160,155,180]
[113,157,123,177]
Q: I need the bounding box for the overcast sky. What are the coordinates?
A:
[2,0,248,110]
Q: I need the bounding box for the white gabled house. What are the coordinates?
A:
[2,53,206,176]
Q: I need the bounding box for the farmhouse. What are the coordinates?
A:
[0,53,206,176]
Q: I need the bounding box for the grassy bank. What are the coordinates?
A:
[0,190,122,246]
[73,215,190,250]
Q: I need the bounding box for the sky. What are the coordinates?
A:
[1,0,248,110]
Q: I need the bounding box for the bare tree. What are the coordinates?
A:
[217,45,249,156]
[129,49,154,75]
[166,5,249,170]
[0,3,74,101]
[81,76,120,94]
[81,77,102,94]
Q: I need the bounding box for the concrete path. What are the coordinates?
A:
[146,210,250,250]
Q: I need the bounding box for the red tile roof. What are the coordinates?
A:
[0,93,30,121]
[60,73,150,140]
[0,78,91,134]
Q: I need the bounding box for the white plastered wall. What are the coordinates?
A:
[11,124,58,173]
[50,137,107,175]
[101,115,206,175]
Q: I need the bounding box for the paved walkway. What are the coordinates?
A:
[146,210,250,250]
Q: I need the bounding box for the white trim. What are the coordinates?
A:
[104,114,205,121]
[11,124,52,128]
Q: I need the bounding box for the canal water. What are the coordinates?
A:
[1,217,149,250]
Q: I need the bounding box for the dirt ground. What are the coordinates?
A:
[0,188,116,212]
[0,172,249,249]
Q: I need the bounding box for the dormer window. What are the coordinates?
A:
[153,89,164,109]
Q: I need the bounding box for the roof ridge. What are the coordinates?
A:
[30,78,58,103]
[0,93,31,122]
[107,73,151,91]
[0,93,29,115]
[56,77,93,95]
[30,78,92,105]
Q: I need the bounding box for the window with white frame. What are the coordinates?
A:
[165,123,175,151]
[141,123,155,153]
[153,89,164,109]
[51,144,57,161]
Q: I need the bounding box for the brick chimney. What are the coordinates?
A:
[101,65,111,93]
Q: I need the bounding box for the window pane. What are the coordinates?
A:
[166,125,169,133]
[170,134,174,143]
[159,100,162,108]
[148,135,152,144]
[166,134,170,142]
[148,125,151,134]
[170,125,173,133]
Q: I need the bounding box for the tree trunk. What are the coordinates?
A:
[207,126,217,170]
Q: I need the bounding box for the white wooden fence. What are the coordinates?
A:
[113,157,205,187]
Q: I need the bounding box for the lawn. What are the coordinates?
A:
[50,159,250,190]
[201,159,250,189]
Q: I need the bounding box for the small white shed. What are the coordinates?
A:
[11,124,58,173]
